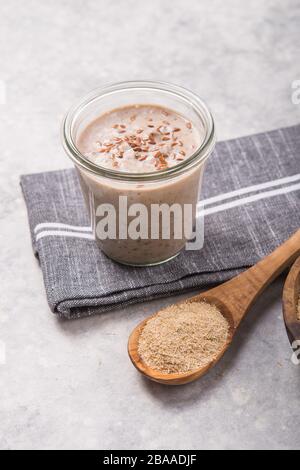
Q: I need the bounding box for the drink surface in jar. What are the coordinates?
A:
[76,104,203,173]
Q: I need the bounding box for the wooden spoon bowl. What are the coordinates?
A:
[128,230,300,385]
[283,256,300,345]
[128,296,235,385]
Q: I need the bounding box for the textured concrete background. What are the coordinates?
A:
[0,0,300,450]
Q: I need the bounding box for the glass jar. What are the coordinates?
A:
[62,81,216,266]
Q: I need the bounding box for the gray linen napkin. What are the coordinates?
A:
[21,124,300,319]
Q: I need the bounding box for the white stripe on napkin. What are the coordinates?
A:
[198,181,300,217]
[34,222,92,234]
[36,230,94,242]
[199,173,300,207]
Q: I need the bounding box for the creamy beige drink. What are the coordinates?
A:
[62,81,216,266]
[77,105,202,173]
[76,105,205,265]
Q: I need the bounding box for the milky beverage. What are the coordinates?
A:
[76,104,205,265]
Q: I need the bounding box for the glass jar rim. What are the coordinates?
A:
[62,80,216,182]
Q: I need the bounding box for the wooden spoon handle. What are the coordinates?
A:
[282,256,300,343]
[207,230,300,328]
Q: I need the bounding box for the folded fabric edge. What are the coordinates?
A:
[55,266,249,319]
[215,122,300,147]
[20,176,38,256]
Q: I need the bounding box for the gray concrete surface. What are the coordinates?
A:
[0,0,300,450]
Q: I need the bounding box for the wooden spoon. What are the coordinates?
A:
[282,256,300,345]
[128,230,300,385]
